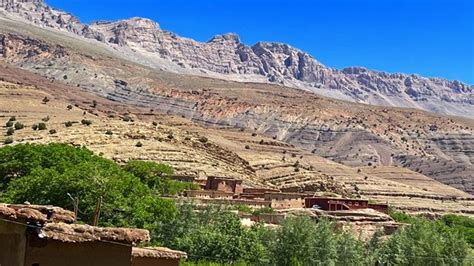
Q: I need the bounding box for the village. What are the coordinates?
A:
[0,174,400,266]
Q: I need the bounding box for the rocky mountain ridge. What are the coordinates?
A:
[0,0,472,118]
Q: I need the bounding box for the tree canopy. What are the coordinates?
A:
[0,143,177,230]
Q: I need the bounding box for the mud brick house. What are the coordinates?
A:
[263,192,310,209]
[132,247,187,266]
[205,176,243,195]
[185,190,234,199]
[304,197,389,213]
[0,203,186,266]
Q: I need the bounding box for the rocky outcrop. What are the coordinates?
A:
[0,0,472,117]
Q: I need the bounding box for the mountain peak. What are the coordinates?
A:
[208,33,241,44]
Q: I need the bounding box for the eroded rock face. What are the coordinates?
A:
[1,0,472,117]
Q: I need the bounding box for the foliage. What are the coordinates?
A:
[441,214,474,248]
[38,122,47,130]
[5,121,13,127]
[123,160,197,195]
[3,138,13,145]
[14,122,24,130]
[389,208,422,224]
[81,119,92,126]
[0,143,176,230]
[156,204,271,265]
[270,216,339,266]
[391,211,474,249]
[378,219,469,265]
[6,128,14,136]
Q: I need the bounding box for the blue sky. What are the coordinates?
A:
[46,0,473,84]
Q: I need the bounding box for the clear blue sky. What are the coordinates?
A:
[46,0,473,84]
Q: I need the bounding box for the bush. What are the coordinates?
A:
[198,137,208,143]
[6,128,14,136]
[8,116,16,122]
[441,215,474,248]
[81,119,92,126]
[5,121,13,127]
[3,137,13,145]
[105,130,113,135]
[67,105,73,110]
[41,116,50,122]
[42,96,50,104]
[135,141,143,147]
[158,205,271,264]
[64,121,73,127]
[37,123,47,130]
[31,124,38,131]
[378,220,468,265]
[14,122,24,130]
[123,116,133,122]
[152,121,158,126]
[49,129,57,135]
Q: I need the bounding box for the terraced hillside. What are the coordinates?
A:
[1,75,473,216]
[0,26,473,196]
[0,21,473,193]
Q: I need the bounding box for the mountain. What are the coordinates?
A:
[1,0,472,118]
[0,0,473,200]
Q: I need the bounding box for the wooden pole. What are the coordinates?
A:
[73,198,79,222]
[92,197,102,226]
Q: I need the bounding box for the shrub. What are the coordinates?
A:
[167,134,174,140]
[67,105,73,110]
[31,124,38,131]
[14,122,24,130]
[3,137,13,144]
[245,145,250,149]
[8,116,16,122]
[49,129,57,135]
[136,141,143,147]
[42,96,50,104]
[105,130,113,135]
[37,123,47,130]
[6,128,14,136]
[152,121,158,126]
[5,121,13,127]
[198,137,208,143]
[64,121,73,127]
[123,116,133,122]
[41,116,50,122]
[81,119,92,126]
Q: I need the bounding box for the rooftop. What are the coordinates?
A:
[132,247,187,260]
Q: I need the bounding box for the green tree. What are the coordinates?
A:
[270,216,337,266]
[378,220,469,265]
[0,143,176,231]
